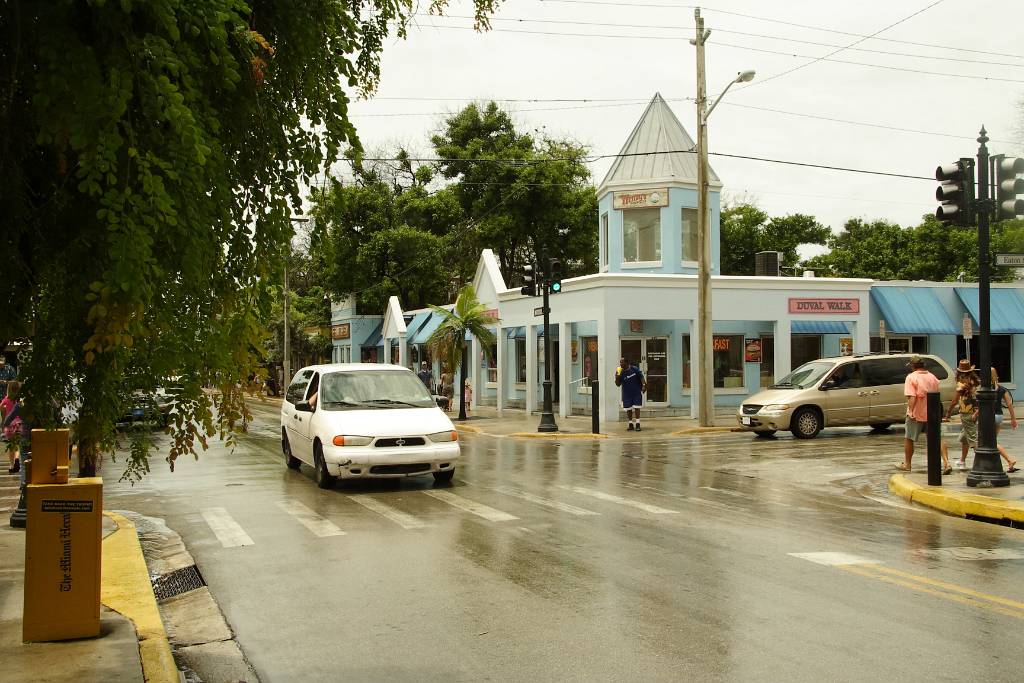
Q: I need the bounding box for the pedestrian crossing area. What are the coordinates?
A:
[183,483,712,549]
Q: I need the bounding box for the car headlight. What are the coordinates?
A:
[428,430,458,443]
[332,435,373,446]
[760,404,790,413]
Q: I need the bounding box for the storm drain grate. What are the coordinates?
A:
[152,564,207,601]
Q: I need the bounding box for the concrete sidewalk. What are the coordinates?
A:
[0,471,184,683]
[448,405,741,439]
[889,472,1024,528]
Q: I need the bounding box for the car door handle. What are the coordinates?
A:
[857,391,868,397]
[870,390,880,396]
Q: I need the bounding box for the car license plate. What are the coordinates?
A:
[740,417,752,426]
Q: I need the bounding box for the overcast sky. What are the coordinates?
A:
[335,0,1024,248]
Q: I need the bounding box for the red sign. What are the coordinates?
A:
[331,323,350,340]
[629,319,644,333]
[788,298,860,314]
[744,338,762,362]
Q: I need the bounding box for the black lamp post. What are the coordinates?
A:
[968,126,1009,488]
[537,258,558,433]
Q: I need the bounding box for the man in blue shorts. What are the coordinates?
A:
[615,357,647,431]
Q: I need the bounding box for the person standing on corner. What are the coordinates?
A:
[991,368,1019,472]
[615,357,646,432]
[944,359,981,470]
[417,361,433,392]
[897,355,944,473]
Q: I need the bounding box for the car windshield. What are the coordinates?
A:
[771,361,835,389]
[319,370,436,410]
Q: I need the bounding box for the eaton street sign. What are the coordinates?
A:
[962,312,973,340]
[995,253,1024,267]
[534,307,547,316]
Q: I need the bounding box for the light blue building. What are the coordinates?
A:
[332,94,1024,420]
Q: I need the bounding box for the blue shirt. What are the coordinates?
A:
[617,365,644,397]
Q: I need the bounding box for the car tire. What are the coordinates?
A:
[754,430,777,438]
[433,469,455,485]
[282,430,301,470]
[869,423,892,432]
[791,407,822,439]
[314,444,336,489]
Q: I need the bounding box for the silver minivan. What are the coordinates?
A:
[737,353,955,438]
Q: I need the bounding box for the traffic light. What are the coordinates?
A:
[520,263,536,297]
[935,159,975,226]
[548,258,563,293]
[994,155,1024,220]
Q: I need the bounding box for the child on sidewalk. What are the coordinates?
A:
[464,380,472,415]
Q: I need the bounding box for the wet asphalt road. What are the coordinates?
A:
[104,403,1024,682]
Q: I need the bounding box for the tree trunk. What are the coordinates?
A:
[457,343,468,421]
[78,437,98,477]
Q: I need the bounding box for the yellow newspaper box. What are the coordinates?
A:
[28,429,71,485]
[23,477,103,642]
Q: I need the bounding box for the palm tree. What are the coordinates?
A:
[427,284,499,421]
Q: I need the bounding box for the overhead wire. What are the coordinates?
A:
[538,0,1024,61]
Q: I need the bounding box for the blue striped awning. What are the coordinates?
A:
[955,287,1024,334]
[364,322,383,348]
[506,326,525,339]
[411,313,444,345]
[792,320,851,334]
[870,287,959,334]
[405,311,431,342]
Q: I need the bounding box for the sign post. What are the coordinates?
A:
[962,312,973,363]
[879,319,887,353]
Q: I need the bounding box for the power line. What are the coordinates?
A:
[733,0,947,90]
[428,13,1024,68]
[538,0,1024,61]
[406,23,1024,84]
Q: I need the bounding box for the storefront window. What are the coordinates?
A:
[582,336,598,384]
[487,343,497,383]
[622,208,661,263]
[515,338,527,383]
[760,335,774,387]
[681,208,698,262]
[682,334,745,388]
[791,335,821,369]
[600,213,609,267]
[957,334,1011,382]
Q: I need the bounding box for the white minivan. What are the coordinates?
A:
[280,364,460,488]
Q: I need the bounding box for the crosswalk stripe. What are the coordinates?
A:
[556,485,680,515]
[421,490,518,522]
[201,507,255,548]
[276,500,345,537]
[347,495,427,530]
[490,486,600,516]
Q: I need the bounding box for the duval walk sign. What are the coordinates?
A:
[788,297,860,314]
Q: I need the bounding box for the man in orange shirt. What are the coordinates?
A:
[897,356,946,473]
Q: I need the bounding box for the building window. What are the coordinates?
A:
[957,334,1011,382]
[582,336,598,384]
[622,208,661,263]
[870,336,883,353]
[487,343,497,383]
[515,338,527,383]
[600,213,609,268]
[760,335,774,387]
[682,208,698,262]
[682,334,745,388]
[791,335,821,370]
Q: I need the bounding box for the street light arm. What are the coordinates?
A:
[704,79,736,121]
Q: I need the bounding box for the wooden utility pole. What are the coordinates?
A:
[694,8,714,427]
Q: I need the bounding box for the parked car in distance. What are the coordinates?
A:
[280,364,460,489]
[117,380,183,428]
[737,353,955,439]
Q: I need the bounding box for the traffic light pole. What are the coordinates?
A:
[968,126,1009,487]
[538,261,558,433]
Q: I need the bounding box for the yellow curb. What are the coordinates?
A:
[102,512,179,683]
[507,432,610,440]
[888,474,1024,524]
[670,426,742,436]
[455,424,482,433]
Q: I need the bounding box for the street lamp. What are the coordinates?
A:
[693,7,755,426]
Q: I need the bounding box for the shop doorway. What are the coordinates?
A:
[620,337,668,405]
[537,340,560,404]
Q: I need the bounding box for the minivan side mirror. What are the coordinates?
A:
[295,400,313,413]
[820,379,836,391]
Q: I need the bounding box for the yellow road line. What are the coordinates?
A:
[838,564,1024,621]
[871,564,1024,612]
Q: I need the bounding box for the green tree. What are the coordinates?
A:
[1,0,496,479]
[804,218,913,279]
[427,285,498,421]
[719,203,830,275]
[431,102,599,278]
